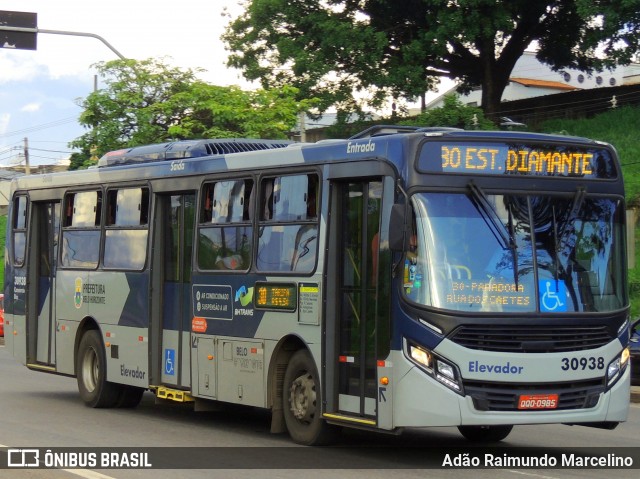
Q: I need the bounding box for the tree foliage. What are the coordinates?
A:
[400,95,495,130]
[223,0,640,118]
[70,58,312,168]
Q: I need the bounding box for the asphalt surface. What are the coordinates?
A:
[0,336,638,401]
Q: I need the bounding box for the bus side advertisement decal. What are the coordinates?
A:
[192,285,233,321]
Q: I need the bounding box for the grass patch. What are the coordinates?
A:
[539,106,640,318]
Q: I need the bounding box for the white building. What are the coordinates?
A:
[424,51,640,110]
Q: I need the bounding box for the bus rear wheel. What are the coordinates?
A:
[283,350,336,445]
[116,386,145,408]
[458,425,513,442]
[76,329,121,408]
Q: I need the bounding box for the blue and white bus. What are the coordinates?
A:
[4,126,632,444]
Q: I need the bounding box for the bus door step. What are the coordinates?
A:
[323,412,376,427]
[153,386,194,403]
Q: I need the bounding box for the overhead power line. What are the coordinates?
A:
[29,147,74,154]
[0,116,79,139]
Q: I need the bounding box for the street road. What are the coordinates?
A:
[0,343,638,479]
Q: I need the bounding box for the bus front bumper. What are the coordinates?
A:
[391,350,630,429]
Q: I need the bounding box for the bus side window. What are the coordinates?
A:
[106,188,146,227]
[210,180,249,223]
[60,191,102,268]
[257,173,319,273]
[307,175,318,220]
[103,187,150,270]
[198,179,254,271]
[261,179,274,220]
[13,195,28,230]
[273,175,308,221]
[64,195,74,226]
[201,184,214,223]
[70,191,101,227]
[12,195,28,266]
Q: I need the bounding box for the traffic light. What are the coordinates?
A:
[0,11,37,51]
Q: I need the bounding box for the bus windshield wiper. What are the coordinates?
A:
[552,205,560,282]
[468,181,519,285]
[559,187,585,241]
[552,187,585,282]
[468,182,515,251]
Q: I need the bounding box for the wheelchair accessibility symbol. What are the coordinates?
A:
[164,348,175,376]
[539,280,567,312]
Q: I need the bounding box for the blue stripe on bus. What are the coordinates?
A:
[37,277,52,316]
[391,290,444,351]
[118,273,150,328]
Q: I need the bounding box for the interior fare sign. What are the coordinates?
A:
[418,141,617,178]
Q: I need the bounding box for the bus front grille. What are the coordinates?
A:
[463,378,606,411]
[449,325,613,353]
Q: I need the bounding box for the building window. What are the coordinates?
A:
[610,77,617,86]
[596,76,603,85]
[563,72,571,82]
[578,74,585,83]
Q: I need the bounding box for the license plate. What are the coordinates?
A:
[517,394,559,410]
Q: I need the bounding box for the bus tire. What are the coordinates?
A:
[76,330,121,408]
[283,349,336,445]
[116,386,145,408]
[457,425,513,442]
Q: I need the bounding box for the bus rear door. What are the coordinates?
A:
[26,202,60,368]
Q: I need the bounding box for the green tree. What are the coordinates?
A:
[70,58,311,168]
[223,1,640,118]
[68,151,95,170]
[400,95,494,130]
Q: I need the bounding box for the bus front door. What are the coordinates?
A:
[333,180,383,420]
[154,193,195,390]
[28,202,60,367]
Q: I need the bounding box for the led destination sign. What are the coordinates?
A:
[255,282,297,311]
[418,141,617,179]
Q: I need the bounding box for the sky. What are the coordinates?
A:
[0,0,249,166]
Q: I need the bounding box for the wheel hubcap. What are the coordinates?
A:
[81,347,99,393]
[289,372,317,423]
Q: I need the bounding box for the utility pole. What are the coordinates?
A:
[23,137,31,175]
[299,112,307,143]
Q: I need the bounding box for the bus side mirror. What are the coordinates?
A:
[389,204,406,252]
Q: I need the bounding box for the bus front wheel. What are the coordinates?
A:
[283,350,336,445]
[76,330,121,408]
[458,425,513,442]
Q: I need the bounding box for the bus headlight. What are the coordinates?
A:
[606,348,630,387]
[405,341,463,394]
[435,359,462,392]
[408,344,432,369]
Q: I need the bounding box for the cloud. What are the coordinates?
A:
[21,102,41,113]
[0,113,10,135]
[1,0,247,86]
[0,0,250,166]
[0,52,42,83]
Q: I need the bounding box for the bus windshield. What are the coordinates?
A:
[403,191,625,313]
